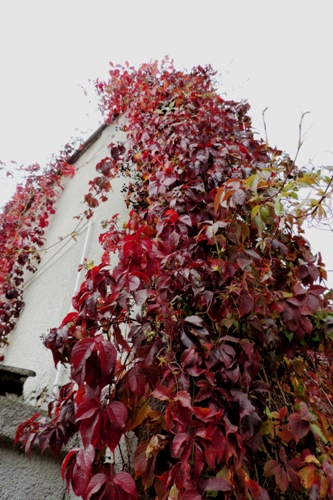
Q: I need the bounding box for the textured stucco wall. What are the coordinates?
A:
[1,116,129,404]
[0,396,76,499]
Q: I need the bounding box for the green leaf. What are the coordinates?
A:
[274,198,283,217]
[251,205,261,219]
[310,423,328,444]
[245,174,258,193]
[253,215,265,233]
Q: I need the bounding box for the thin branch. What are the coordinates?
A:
[294,111,310,164]
[262,107,269,146]
[275,374,289,408]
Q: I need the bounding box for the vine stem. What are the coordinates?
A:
[275,373,289,408]
[293,111,310,164]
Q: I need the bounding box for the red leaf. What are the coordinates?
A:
[112,324,131,352]
[289,415,310,440]
[239,293,254,317]
[193,442,205,477]
[105,401,128,452]
[279,447,287,464]
[275,466,289,493]
[85,473,109,498]
[264,460,281,477]
[127,365,148,399]
[202,477,233,492]
[76,444,95,472]
[175,390,192,408]
[71,338,95,385]
[113,471,137,498]
[172,433,190,458]
[76,398,100,421]
[71,447,94,497]
[264,461,289,493]
[71,336,117,394]
[182,490,202,500]
[61,449,79,481]
[152,385,172,401]
[299,402,316,422]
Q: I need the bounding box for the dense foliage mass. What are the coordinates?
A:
[14,60,333,499]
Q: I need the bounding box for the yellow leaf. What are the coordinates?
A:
[217,466,232,484]
[298,175,316,187]
[169,485,180,500]
[245,174,258,193]
[304,455,320,465]
[316,205,326,220]
[251,205,261,219]
[261,420,275,436]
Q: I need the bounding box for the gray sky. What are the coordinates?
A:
[1,0,333,281]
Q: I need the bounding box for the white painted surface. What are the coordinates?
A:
[1,117,129,404]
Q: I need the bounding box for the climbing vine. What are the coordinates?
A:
[13,59,333,499]
[0,145,78,354]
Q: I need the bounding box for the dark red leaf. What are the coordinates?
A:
[239,293,254,317]
[172,433,190,458]
[202,477,233,492]
[105,401,128,452]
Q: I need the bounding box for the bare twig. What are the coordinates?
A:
[294,111,310,164]
[262,107,269,146]
[275,374,289,407]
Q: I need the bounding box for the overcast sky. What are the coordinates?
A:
[1,0,333,280]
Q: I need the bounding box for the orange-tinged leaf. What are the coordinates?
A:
[277,426,294,443]
[298,465,317,489]
[214,186,223,214]
[127,398,149,431]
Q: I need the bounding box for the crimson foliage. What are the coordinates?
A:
[15,60,333,499]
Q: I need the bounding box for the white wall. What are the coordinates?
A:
[1,116,129,405]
